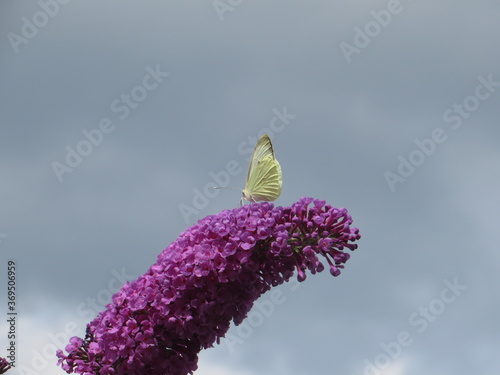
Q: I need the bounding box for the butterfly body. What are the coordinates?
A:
[241,134,282,204]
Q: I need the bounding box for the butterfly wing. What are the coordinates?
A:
[246,134,274,181]
[242,134,282,203]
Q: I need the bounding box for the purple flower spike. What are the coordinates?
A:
[57,197,360,375]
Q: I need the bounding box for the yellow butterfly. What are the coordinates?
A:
[241,134,282,205]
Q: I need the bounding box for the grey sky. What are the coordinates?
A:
[1,1,500,374]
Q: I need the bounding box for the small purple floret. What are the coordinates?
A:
[0,357,11,374]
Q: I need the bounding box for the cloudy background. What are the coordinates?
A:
[1,1,500,374]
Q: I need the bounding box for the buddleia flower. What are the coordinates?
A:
[57,197,360,375]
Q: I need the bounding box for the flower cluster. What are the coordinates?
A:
[0,357,11,374]
[57,198,360,375]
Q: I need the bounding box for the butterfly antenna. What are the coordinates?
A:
[213,187,241,191]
